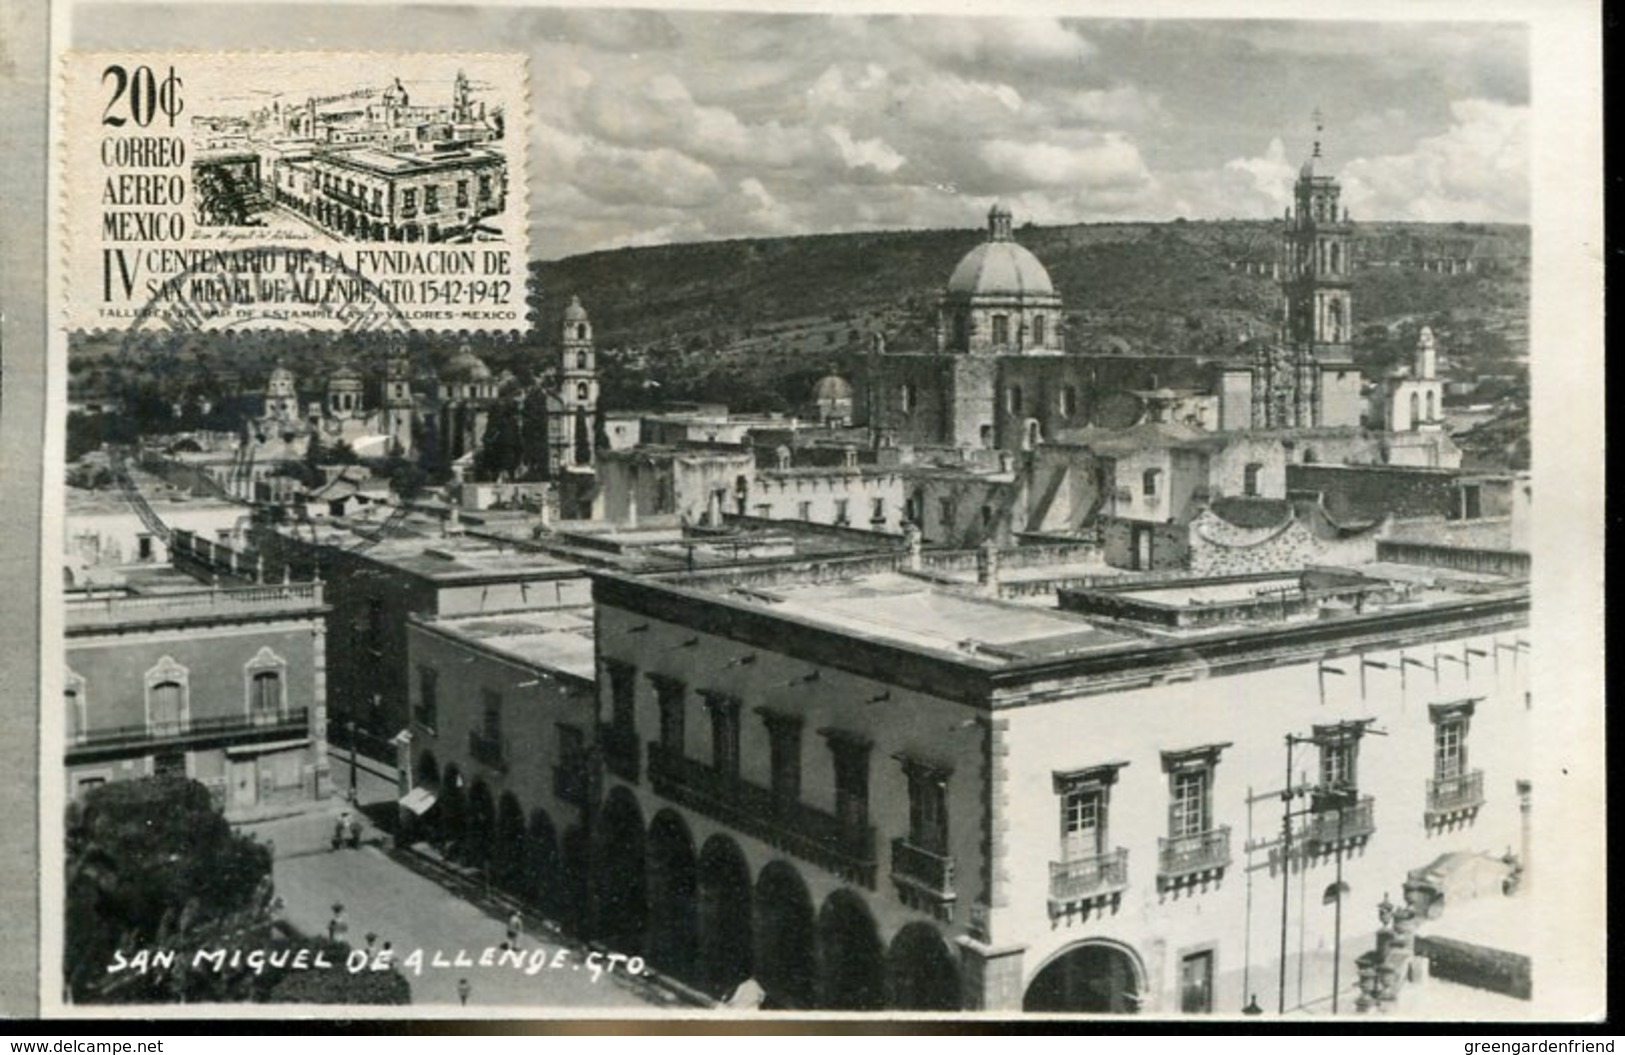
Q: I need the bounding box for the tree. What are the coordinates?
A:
[475,398,524,480]
[65,777,412,1006]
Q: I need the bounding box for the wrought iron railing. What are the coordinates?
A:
[648,743,876,887]
[68,708,310,755]
[1426,770,1485,817]
[1306,795,1376,848]
[1158,827,1232,882]
[1048,847,1129,908]
[891,838,955,899]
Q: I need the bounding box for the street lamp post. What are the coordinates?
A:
[347,719,358,802]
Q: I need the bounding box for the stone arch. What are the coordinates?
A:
[696,833,754,996]
[591,786,647,951]
[526,809,562,916]
[467,779,496,872]
[815,889,884,1010]
[440,764,467,860]
[1023,939,1146,1014]
[886,921,961,1011]
[645,809,699,980]
[754,860,816,1010]
[494,791,526,894]
[559,823,591,936]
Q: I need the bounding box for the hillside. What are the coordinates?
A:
[528,219,1529,410]
[69,219,1528,420]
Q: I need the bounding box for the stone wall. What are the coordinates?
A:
[1289,463,1467,523]
[1185,509,1378,577]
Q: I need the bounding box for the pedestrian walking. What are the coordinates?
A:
[505,909,523,950]
[346,813,362,849]
[457,977,472,1006]
[327,903,349,945]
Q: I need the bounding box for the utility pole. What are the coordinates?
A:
[1278,734,1294,1015]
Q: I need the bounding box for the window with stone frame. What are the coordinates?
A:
[1162,745,1227,838]
[1143,468,1162,499]
[826,730,872,836]
[900,757,950,855]
[416,665,439,731]
[603,658,639,780]
[251,670,282,719]
[1243,462,1263,497]
[760,709,804,810]
[1054,763,1126,861]
[1434,714,1467,782]
[992,314,1010,346]
[704,692,742,780]
[651,674,686,755]
[1032,314,1046,346]
[1317,730,1360,794]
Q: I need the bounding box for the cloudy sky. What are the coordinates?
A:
[79,5,1529,259]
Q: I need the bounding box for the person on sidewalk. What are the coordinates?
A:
[457,977,472,1006]
[328,903,349,946]
[506,910,524,951]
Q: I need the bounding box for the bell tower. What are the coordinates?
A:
[1282,110,1353,356]
[560,295,598,467]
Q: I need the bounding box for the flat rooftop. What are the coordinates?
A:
[274,516,587,581]
[419,607,596,682]
[710,572,1134,663]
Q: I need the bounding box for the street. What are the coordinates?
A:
[240,759,685,1012]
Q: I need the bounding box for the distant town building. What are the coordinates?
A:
[64,573,331,815]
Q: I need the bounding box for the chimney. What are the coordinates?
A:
[976,539,1000,593]
[626,482,639,529]
[903,523,923,571]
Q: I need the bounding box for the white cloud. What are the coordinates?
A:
[1222,137,1296,211]
[1340,99,1529,221]
[978,135,1149,190]
[823,125,906,174]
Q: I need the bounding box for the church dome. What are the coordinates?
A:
[945,205,1055,299]
[812,374,854,403]
[443,345,492,381]
[947,241,1055,298]
[329,365,363,385]
[267,366,296,394]
[563,295,589,322]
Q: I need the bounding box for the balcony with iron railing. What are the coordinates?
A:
[554,755,592,807]
[67,707,311,762]
[891,838,956,918]
[1157,827,1232,889]
[468,730,507,772]
[1304,794,1376,851]
[600,723,640,784]
[1048,847,1129,916]
[1426,769,1485,823]
[648,742,876,888]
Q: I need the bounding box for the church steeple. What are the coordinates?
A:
[1283,109,1353,353]
[560,295,598,467]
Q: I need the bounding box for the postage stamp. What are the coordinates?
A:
[59,52,529,333]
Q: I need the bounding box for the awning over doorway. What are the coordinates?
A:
[399,786,438,815]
